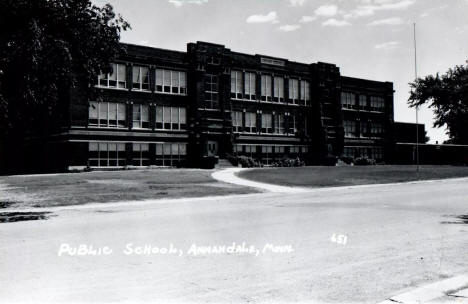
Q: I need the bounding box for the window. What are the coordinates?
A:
[245,145,256,157]
[273,77,284,102]
[232,111,242,132]
[359,95,367,107]
[244,72,256,100]
[233,144,243,154]
[244,112,257,133]
[344,120,357,137]
[132,143,149,166]
[290,146,300,154]
[132,104,149,129]
[155,69,187,95]
[89,102,126,128]
[302,146,309,154]
[155,143,187,167]
[132,66,150,91]
[205,74,219,109]
[300,80,310,105]
[261,145,273,164]
[371,147,384,160]
[231,70,242,99]
[274,114,285,134]
[89,142,125,167]
[360,121,368,137]
[343,147,355,158]
[371,122,384,136]
[261,75,272,102]
[276,146,285,154]
[370,96,385,111]
[261,113,273,133]
[341,92,356,108]
[97,63,126,89]
[290,115,298,135]
[155,106,186,130]
[288,79,299,104]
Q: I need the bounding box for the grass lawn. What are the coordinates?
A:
[0,169,257,209]
[238,165,468,188]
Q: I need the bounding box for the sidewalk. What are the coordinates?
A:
[378,275,468,304]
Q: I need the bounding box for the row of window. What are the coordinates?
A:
[231,111,302,135]
[343,146,384,160]
[341,92,385,111]
[89,102,186,130]
[343,120,385,138]
[88,142,187,167]
[233,144,309,164]
[97,64,187,95]
[231,71,310,105]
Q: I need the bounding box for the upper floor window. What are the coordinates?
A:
[244,72,256,100]
[300,80,310,105]
[261,113,273,133]
[232,111,242,133]
[132,66,150,91]
[274,114,285,134]
[273,77,284,103]
[155,69,187,95]
[97,63,126,89]
[204,74,219,109]
[370,96,385,111]
[156,106,186,130]
[231,70,243,99]
[341,92,355,108]
[343,120,357,137]
[89,101,126,128]
[359,95,367,107]
[261,75,272,102]
[244,112,257,133]
[289,79,299,104]
[132,104,149,129]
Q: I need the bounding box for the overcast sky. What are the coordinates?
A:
[98,0,468,143]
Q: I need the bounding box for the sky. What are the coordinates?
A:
[96,0,468,143]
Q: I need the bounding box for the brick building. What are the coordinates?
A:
[23,41,396,171]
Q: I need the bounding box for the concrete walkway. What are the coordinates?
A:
[378,275,468,304]
[212,168,310,193]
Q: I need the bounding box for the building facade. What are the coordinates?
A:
[33,41,396,171]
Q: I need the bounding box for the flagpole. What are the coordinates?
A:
[413,22,420,172]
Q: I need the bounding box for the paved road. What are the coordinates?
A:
[1,178,467,303]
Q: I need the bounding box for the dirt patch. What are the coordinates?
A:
[0,201,19,209]
[441,214,468,225]
[0,212,55,223]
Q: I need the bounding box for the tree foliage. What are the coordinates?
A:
[0,0,130,136]
[408,65,468,144]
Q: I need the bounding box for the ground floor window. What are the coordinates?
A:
[155,143,187,167]
[261,145,273,165]
[132,143,150,166]
[89,142,126,167]
[343,146,384,160]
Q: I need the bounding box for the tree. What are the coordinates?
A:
[408,65,468,144]
[0,0,130,172]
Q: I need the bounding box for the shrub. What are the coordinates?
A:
[201,156,218,169]
[237,156,261,168]
[340,156,354,165]
[322,155,337,166]
[354,157,376,166]
[273,157,305,167]
[225,153,239,166]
